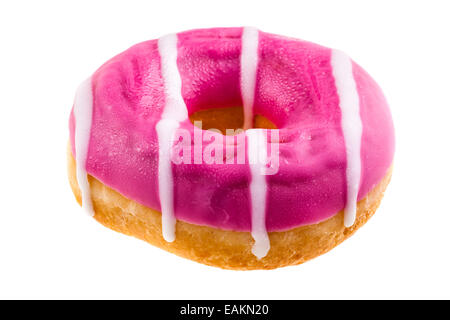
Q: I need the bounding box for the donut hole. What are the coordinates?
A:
[189,106,277,135]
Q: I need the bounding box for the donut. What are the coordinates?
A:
[68,27,395,270]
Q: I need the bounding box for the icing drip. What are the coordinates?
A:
[331,50,363,227]
[240,27,270,259]
[157,34,188,242]
[240,27,259,130]
[156,119,179,242]
[247,129,270,259]
[73,77,94,216]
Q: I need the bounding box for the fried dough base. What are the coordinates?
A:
[68,146,391,270]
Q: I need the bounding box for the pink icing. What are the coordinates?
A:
[69,28,395,232]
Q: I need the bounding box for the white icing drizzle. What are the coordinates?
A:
[240,27,259,130]
[240,27,270,259]
[331,49,363,228]
[73,77,94,216]
[157,33,188,242]
[247,129,270,259]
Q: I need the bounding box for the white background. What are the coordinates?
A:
[0,0,449,299]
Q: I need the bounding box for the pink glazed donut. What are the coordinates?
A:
[68,27,395,270]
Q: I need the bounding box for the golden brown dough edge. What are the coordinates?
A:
[67,146,392,270]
